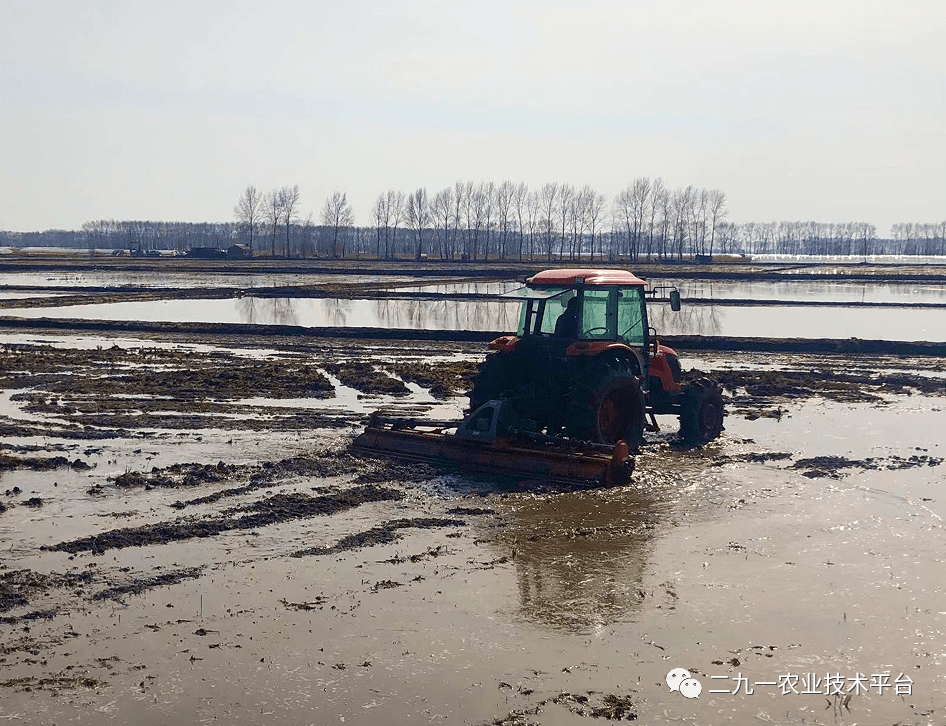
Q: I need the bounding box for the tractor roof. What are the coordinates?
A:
[527,269,646,287]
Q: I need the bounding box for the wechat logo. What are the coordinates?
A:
[667,668,702,699]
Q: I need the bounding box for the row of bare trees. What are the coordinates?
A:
[234,185,356,258]
[234,184,304,257]
[4,179,945,259]
[891,223,946,256]
[369,179,725,262]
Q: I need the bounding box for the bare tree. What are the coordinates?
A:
[479,182,495,260]
[404,187,430,260]
[454,180,470,258]
[463,181,480,259]
[298,213,315,258]
[387,190,404,258]
[538,183,559,261]
[278,185,300,256]
[372,193,390,259]
[646,178,666,260]
[265,189,282,257]
[557,184,574,259]
[512,182,530,260]
[584,187,607,260]
[234,185,263,253]
[567,187,589,260]
[431,186,455,260]
[321,191,355,258]
[707,189,727,257]
[494,180,515,260]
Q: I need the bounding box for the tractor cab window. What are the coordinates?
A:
[540,290,575,336]
[509,286,571,336]
[617,287,646,345]
[579,288,615,339]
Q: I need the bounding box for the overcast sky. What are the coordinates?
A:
[2,0,944,235]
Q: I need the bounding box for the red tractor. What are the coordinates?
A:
[467,269,724,448]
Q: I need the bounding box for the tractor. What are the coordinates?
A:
[466,269,724,449]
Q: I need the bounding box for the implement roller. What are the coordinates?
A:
[352,399,634,487]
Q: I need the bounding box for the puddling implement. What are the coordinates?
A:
[352,400,634,488]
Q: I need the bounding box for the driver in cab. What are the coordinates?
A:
[554,296,579,338]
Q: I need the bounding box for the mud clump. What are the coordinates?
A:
[447,506,495,516]
[324,362,409,396]
[387,360,478,399]
[791,454,943,479]
[118,454,364,503]
[47,358,335,402]
[291,517,465,558]
[0,454,89,472]
[0,675,106,692]
[0,609,57,624]
[0,569,94,612]
[707,366,945,406]
[48,484,405,554]
[113,461,238,490]
[548,692,638,721]
[92,567,204,601]
[711,452,794,466]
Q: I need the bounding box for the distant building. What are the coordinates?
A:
[226,244,252,259]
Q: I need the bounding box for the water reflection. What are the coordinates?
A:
[7,296,945,340]
[235,297,302,326]
[650,302,724,337]
[661,279,946,304]
[499,489,657,633]
[398,281,523,295]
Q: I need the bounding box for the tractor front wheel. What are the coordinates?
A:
[467,352,516,413]
[679,378,725,444]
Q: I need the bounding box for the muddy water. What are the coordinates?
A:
[2,335,945,724]
[3,397,943,725]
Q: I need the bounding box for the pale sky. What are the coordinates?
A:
[2,0,944,235]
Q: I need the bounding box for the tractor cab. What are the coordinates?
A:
[505,269,649,345]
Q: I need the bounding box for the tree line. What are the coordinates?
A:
[3,178,946,259]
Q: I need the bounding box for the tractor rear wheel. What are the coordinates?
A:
[566,359,645,449]
[679,378,725,444]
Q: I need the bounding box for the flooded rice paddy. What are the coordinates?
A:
[6,295,946,341]
[1,258,945,725]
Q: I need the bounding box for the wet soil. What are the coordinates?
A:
[91,567,204,602]
[789,453,943,479]
[291,517,465,558]
[2,263,946,723]
[0,453,91,472]
[0,570,93,613]
[323,361,410,396]
[46,484,405,554]
[388,359,479,399]
[704,359,946,414]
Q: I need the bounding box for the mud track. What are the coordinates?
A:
[46,484,405,554]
